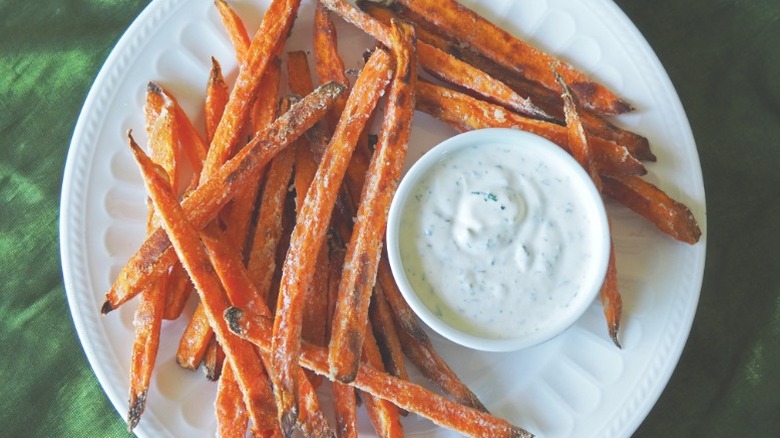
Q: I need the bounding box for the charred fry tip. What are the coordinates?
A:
[210,56,222,70]
[320,81,349,99]
[333,369,358,384]
[611,331,622,349]
[146,81,163,95]
[224,306,245,335]
[100,300,115,314]
[127,390,147,431]
[281,408,299,438]
[205,368,220,381]
[613,99,635,114]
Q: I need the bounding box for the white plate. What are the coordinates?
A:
[60,0,707,437]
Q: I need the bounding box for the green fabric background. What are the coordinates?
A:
[0,0,777,436]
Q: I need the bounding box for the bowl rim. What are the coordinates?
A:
[385,128,611,352]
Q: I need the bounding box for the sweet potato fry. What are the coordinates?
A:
[599,244,622,347]
[145,82,208,178]
[127,257,169,431]
[215,363,250,438]
[205,57,230,143]
[329,21,416,383]
[270,49,392,435]
[127,98,179,430]
[369,285,407,382]
[128,135,277,432]
[215,0,251,65]
[287,50,320,213]
[101,81,346,313]
[415,80,645,177]
[395,0,631,115]
[287,51,330,350]
[313,3,350,131]
[326,246,358,438]
[602,174,702,244]
[313,1,378,208]
[226,306,533,438]
[557,69,622,348]
[288,51,330,350]
[202,0,302,178]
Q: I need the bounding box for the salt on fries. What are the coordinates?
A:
[103,0,702,436]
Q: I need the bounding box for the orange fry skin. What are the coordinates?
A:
[602,174,702,244]
[328,20,417,383]
[227,306,534,438]
[395,0,631,115]
[415,81,645,178]
[128,136,277,432]
[101,81,346,313]
[270,49,392,435]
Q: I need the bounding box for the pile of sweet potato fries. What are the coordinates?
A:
[103,0,701,436]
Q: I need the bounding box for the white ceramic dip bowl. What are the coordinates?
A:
[386,128,611,352]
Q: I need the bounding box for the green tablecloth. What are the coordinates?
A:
[2,0,778,436]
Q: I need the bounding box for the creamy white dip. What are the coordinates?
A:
[397,142,601,340]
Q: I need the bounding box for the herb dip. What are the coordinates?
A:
[397,142,603,340]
